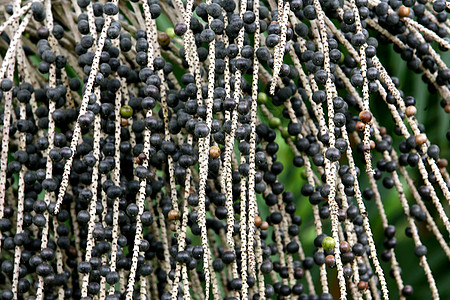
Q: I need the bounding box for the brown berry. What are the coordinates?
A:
[168,210,179,220]
[170,223,177,232]
[438,159,448,168]
[379,126,387,136]
[260,221,269,230]
[294,267,304,279]
[158,32,170,47]
[136,153,147,165]
[325,255,336,268]
[337,209,347,221]
[254,216,262,227]
[445,105,450,114]
[415,134,427,145]
[339,241,350,253]
[210,145,221,159]
[359,110,372,123]
[355,121,365,132]
[405,106,417,117]
[358,281,369,290]
[67,246,77,258]
[398,5,410,18]
[121,118,129,126]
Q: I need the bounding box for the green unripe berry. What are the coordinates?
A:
[120,105,133,118]
[257,92,268,104]
[165,28,175,38]
[269,117,281,129]
[322,236,335,251]
[291,135,298,143]
[281,127,291,139]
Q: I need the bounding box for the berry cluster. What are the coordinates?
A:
[0,0,449,299]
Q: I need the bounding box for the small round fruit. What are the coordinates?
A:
[359,110,372,123]
[165,28,175,38]
[257,92,268,104]
[398,6,410,18]
[120,105,133,118]
[415,134,427,145]
[405,106,417,117]
[357,281,369,290]
[281,127,291,139]
[322,236,335,251]
[254,216,262,227]
[209,146,221,159]
[260,221,269,230]
[269,117,281,129]
[158,32,170,47]
[168,210,179,220]
[355,121,365,131]
[324,255,336,268]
